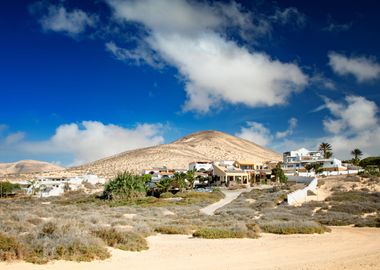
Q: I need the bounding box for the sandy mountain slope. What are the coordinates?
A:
[71,130,282,178]
[0,160,64,175]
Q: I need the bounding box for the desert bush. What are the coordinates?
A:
[21,221,109,264]
[176,190,224,205]
[160,192,173,198]
[315,211,359,226]
[154,225,193,235]
[192,228,245,239]
[92,228,148,251]
[354,216,380,228]
[258,220,330,234]
[245,223,260,238]
[0,232,23,261]
[343,176,361,182]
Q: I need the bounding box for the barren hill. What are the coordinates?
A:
[0,160,64,175]
[71,130,282,178]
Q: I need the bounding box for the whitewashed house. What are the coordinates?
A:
[189,161,213,172]
[26,175,105,198]
[282,148,347,176]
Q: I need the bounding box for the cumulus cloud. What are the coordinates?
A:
[323,96,378,134]
[235,122,273,146]
[328,52,380,82]
[39,4,97,35]
[282,95,380,159]
[276,118,297,139]
[2,121,164,166]
[106,0,308,113]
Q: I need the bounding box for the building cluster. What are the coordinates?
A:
[20,175,106,198]
[282,147,359,176]
[10,147,362,198]
[141,160,276,188]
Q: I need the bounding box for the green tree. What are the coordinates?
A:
[305,163,314,173]
[271,162,287,184]
[156,177,172,193]
[304,162,323,175]
[171,172,187,190]
[103,172,147,200]
[185,170,196,190]
[351,148,363,165]
[319,142,333,159]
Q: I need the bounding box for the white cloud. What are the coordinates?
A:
[4,121,164,166]
[40,5,97,35]
[277,95,380,159]
[0,124,7,134]
[235,122,273,146]
[323,96,378,133]
[106,0,308,113]
[5,132,25,145]
[328,52,380,82]
[323,22,351,32]
[271,7,306,27]
[105,41,163,68]
[320,95,380,158]
[276,118,297,139]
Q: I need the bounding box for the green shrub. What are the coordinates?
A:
[0,232,23,261]
[0,182,21,197]
[192,228,245,239]
[103,172,147,201]
[92,228,148,251]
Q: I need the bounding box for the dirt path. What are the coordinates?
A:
[200,188,249,215]
[2,227,380,270]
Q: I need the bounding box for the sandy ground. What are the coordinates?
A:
[200,188,250,215]
[2,227,379,270]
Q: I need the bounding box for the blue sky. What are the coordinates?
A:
[1,0,380,166]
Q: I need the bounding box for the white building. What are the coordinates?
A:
[283,148,323,163]
[283,148,347,175]
[26,175,105,198]
[189,161,213,172]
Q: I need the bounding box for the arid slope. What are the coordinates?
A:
[0,160,64,175]
[71,130,282,178]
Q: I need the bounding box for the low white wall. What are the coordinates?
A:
[287,177,318,206]
[287,170,361,178]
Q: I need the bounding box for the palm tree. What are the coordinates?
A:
[186,170,196,190]
[319,142,333,159]
[351,148,363,165]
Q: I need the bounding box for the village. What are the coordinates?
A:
[4,147,362,202]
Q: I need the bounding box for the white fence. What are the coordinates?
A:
[287,176,318,206]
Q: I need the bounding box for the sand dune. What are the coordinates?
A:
[0,160,64,176]
[1,227,379,270]
[70,130,282,178]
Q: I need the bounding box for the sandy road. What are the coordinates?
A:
[200,188,250,215]
[2,227,380,270]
